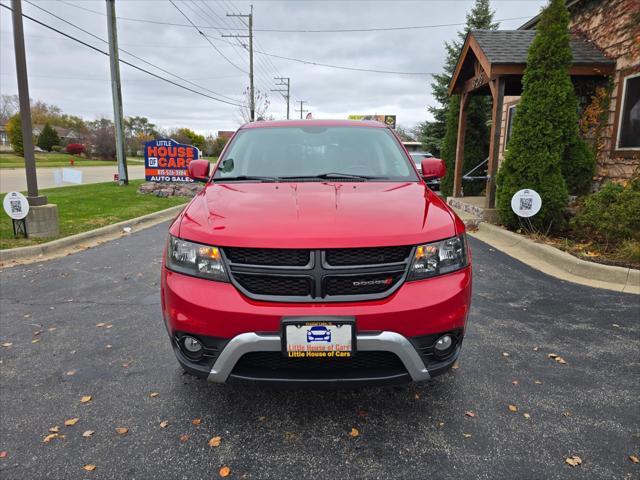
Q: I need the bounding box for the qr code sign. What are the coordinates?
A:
[10,200,22,214]
[519,197,533,211]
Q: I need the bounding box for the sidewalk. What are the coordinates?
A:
[0,165,146,193]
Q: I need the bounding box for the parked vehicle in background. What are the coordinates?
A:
[161,120,471,387]
[409,151,442,191]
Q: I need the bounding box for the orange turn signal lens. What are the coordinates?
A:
[198,246,221,260]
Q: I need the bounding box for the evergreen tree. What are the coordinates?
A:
[496,0,574,231]
[6,114,23,156]
[436,0,498,197]
[37,122,60,152]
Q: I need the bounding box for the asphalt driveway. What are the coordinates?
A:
[0,223,638,479]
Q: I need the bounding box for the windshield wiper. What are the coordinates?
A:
[214,175,280,183]
[279,172,387,180]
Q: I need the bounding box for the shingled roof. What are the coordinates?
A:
[471,29,613,65]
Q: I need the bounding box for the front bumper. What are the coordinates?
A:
[172,330,462,386]
[162,266,470,385]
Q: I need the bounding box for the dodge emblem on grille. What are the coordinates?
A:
[352,278,394,287]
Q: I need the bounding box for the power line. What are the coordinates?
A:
[169,0,248,74]
[212,36,436,76]
[58,2,530,34]
[22,0,240,103]
[0,2,243,108]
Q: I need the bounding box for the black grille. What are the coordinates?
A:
[325,272,404,296]
[233,273,311,296]
[233,351,405,373]
[325,246,412,266]
[224,247,310,266]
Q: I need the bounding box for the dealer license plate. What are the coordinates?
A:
[282,317,355,359]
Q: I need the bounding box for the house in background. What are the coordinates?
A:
[32,124,83,146]
[447,0,639,220]
[0,122,10,152]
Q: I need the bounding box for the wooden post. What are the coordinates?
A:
[453,93,469,197]
[485,78,505,209]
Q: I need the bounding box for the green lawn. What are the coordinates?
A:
[0,153,145,168]
[1,180,189,250]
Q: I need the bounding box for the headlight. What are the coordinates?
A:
[408,234,468,280]
[166,236,229,282]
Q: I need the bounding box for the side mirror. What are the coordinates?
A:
[187,159,210,182]
[421,158,446,180]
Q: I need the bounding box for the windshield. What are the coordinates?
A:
[214,126,418,181]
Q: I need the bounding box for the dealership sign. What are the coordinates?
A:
[144,139,199,182]
[348,114,397,129]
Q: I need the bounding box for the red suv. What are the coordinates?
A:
[161,120,471,386]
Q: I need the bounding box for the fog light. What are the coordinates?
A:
[435,334,453,352]
[182,336,202,354]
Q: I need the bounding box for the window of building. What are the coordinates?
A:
[616,72,640,150]
[504,104,517,150]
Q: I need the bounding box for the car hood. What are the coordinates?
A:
[176,181,458,248]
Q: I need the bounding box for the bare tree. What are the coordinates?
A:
[236,87,271,124]
[0,94,19,124]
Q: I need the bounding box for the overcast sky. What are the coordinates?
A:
[0,0,546,135]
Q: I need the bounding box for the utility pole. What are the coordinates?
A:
[271,77,290,120]
[224,5,254,121]
[11,0,45,205]
[106,0,128,185]
[296,100,308,120]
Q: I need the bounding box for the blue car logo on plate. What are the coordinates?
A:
[307,326,331,343]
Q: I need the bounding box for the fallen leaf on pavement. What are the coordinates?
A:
[1,343,12,348]
[31,338,41,344]
[105,325,113,329]
[192,418,202,426]
[349,427,359,437]
[508,405,518,413]
[465,411,476,418]
[534,380,543,385]
[462,433,472,438]
[149,392,159,398]
[208,436,222,447]
[43,433,64,443]
[502,352,509,357]
[414,393,420,400]
[563,411,572,417]
[80,395,92,404]
[82,430,95,438]
[64,418,79,426]
[512,380,519,385]
[159,420,169,428]
[96,323,106,328]
[179,434,189,443]
[115,427,128,435]
[555,357,567,364]
[533,346,539,351]
[82,464,96,471]
[258,416,267,422]
[524,413,531,419]
[452,361,460,369]
[437,422,445,428]
[33,330,42,336]
[106,345,112,349]
[122,363,129,368]
[219,466,230,478]
[0,451,7,458]
[548,353,558,359]
[565,456,582,467]
[49,426,60,433]
[629,455,639,464]
[66,370,76,376]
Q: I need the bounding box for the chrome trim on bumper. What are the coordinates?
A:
[207,331,431,383]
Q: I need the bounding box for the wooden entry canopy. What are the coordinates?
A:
[447,30,614,209]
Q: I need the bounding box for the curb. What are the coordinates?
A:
[468,220,639,295]
[0,204,185,266]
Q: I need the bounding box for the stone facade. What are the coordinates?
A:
[570,0,639,183]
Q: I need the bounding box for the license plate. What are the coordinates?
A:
[282,317,356,359]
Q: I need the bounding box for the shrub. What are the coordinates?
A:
[6,114,23,156]
[571,179,640,243]
[51,145,63,152]
[37,123,61,152]
[496,0,573,232]
[66,143,85,155]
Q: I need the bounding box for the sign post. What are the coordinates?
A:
[3,191,30,238]
[144,139,199,183]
